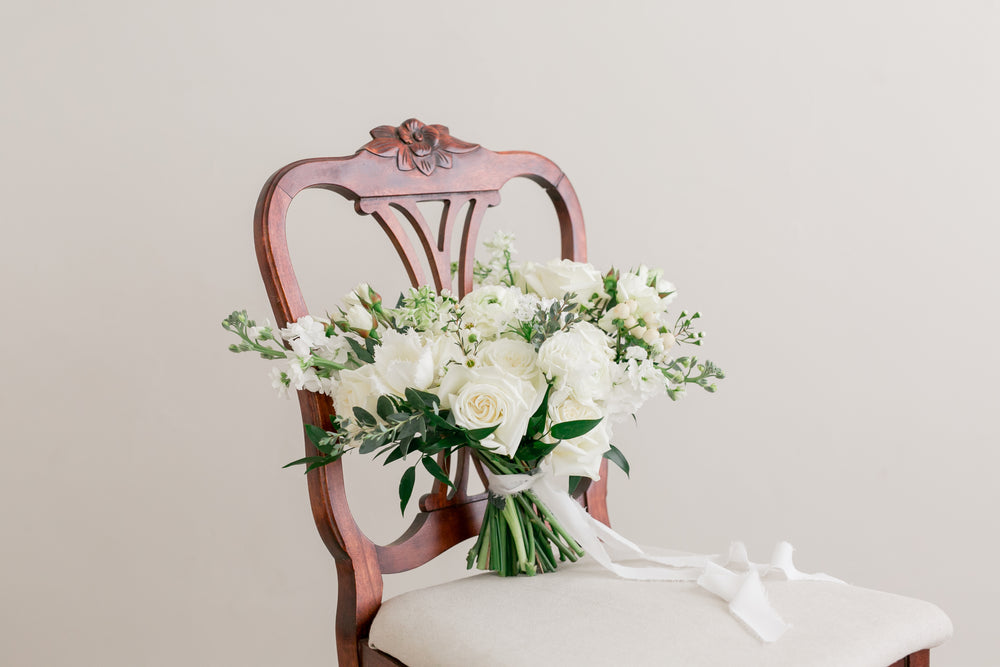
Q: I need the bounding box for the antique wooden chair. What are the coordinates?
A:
[253,119,951,667]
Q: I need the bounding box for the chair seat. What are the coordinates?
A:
[368,551,952,667]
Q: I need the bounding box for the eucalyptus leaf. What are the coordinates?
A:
[377,396,394,421]
[304,424,329,447]
[353,407,377,427]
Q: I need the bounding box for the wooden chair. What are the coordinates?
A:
[253,119,950,667]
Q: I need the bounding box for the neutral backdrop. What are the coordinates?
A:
[2,1,997,665]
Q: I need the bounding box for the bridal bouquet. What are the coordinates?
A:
[223,232,723,576]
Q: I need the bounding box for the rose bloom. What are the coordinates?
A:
[475,338,543,384]
[519,258,606,304]
[536,321,614,403]
[332,364,387,441]
[545,396,611,479]
[437,365,544,457]
[370,329,438,396]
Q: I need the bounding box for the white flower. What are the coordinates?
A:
[476,338,542,383]
[270,366,292,399]
[280,315,328,351]
[314,335,352,367]
[520,258,606,304]
[437,365,544,457]
[343,283,372,310]
[286,357,325,393]
[345,304,374,332]
[617,265,671,317]
[536,321,613,402]
[606,358,667,416]
[371,329,438,397]
[545,396,611,479]
[332,364,386,425]
[459,285,520,339]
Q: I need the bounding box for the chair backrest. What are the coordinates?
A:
[254,119,610,666]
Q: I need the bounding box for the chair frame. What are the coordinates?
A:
[253,119,933,667]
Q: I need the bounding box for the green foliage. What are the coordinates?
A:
[603,444,630,477]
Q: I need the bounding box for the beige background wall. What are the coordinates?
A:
[2,1,997,665]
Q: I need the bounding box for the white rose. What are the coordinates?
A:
[476,338,543,383]
[437,365,544,457]
[459,285,519,339]
[545,396,611,479]
[536,321,613,402]
[345,304,375,331]
[371,329,436,396]
[343,283,372,310]
[520,258,606,304]
[332,364,385,426]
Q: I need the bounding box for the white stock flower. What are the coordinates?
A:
[545,396,611,479]
[606,358,667,416]
[459,285,519,339]
[280,315,328,351]
[314,335,351,367]
[371,329,437,397]
[286,357,325,393]
[520,258,606,304]
[437,365,544,457]
[536,321,613,402]
[270,366,292,399]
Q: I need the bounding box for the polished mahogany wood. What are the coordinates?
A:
[255,119,603,667]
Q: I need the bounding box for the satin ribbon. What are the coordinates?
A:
[485,469,843,643]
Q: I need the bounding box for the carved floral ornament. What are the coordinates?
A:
[361,118,480,176]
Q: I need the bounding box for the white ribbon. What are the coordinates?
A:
[485,469,843,643]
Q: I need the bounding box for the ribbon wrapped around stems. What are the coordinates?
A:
[484,468,843,643]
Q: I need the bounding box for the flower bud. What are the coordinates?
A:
[623,316,638,328]
[642,328,659,344]
[661,332,676,351]
[632,325,647,338]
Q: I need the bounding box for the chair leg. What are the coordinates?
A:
[889,649,931,667]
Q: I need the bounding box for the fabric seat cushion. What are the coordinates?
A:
[368,553,952,667]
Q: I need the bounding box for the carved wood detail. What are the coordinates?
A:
[362,119,480,176]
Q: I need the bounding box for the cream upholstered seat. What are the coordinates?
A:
[369,553,952,667]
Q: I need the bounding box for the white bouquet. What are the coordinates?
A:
[223,232,723,576]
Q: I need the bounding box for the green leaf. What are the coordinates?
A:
[514,438,560,462]
[603,444,630,477]
[353,407,377,427]
[383,446,406,465]
[550,418,603,441]
[421,456,455,489]
[377,395,395,421]
[526,385,551,438]
[408,387,440,407]
[568,475,586,495]
[282,455,328,469]
[304,424,329,448]
[404,387,426,408]
[399,465,417,515]
[346,337,375,364]
[464,424,500,442]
